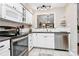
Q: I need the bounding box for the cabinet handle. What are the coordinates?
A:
[44,36,47,38]
[13,6,14,8]
[0,45,5,48]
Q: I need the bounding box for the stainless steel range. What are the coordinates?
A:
[10,35,28,56]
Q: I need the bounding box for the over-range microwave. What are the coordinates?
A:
[0,4,22,22]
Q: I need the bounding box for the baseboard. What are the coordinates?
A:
[33,47,54,50]
[33,47,69,52]
[54,49,68,52]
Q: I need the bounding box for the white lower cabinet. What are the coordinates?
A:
[33,33,54,49]
[32,33,39,47]
[28,34,33,51]
[0,40,10,56]
[0,48,10,56]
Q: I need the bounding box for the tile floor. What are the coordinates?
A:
[28,48,69,56]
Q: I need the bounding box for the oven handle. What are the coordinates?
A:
[12,35,28,43]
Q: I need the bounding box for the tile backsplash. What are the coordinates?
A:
[0,19,30,28]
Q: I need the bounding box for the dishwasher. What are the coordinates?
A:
[54,32,69,51]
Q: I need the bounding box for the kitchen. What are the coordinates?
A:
[0,3,77,56]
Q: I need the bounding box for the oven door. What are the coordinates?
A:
[11,36,28,56]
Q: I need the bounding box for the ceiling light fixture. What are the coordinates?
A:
[37,5,51,10]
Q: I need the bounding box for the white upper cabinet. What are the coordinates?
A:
[26,9,32,25]
[0,4,3,18]
[13,3,23,14]
[6,3,23,14]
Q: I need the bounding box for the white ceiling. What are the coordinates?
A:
[30,3,66,9]
[23,3,67,13]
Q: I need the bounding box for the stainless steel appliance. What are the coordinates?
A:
[54,32,69,51]
[10,36,28,56]
[0,26,17,37]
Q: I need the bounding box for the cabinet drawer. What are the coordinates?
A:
[37,33,54,36]
[0,48,10,56]
[0,52,10,56]
[37,33,54,39]
[0,40,10,51]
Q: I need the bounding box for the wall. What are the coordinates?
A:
[32,7,66,28]
[65,3,77,55]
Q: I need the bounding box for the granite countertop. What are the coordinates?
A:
[0,33,30,42]
[32,28,70,33]
[0,29,70,42]
[0,37,11,42]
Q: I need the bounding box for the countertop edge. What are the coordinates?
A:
[0,33,30,42]
[32,32,70,34]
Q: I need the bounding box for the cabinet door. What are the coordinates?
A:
[28,12,32,24]
[6,3,14,8]
[0,48,10,56]
[6,3,23,14]
[36,33,45,48]
[18,13,22,22]
[26,10,32,24]
[0,40,10,51]
[14,3,23,13]
[36,33,54,49]
[32,33,39,47]
[44,33,54,48]
[0,40,10,56]
[28,34,33,51]
[26,10,29,24]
